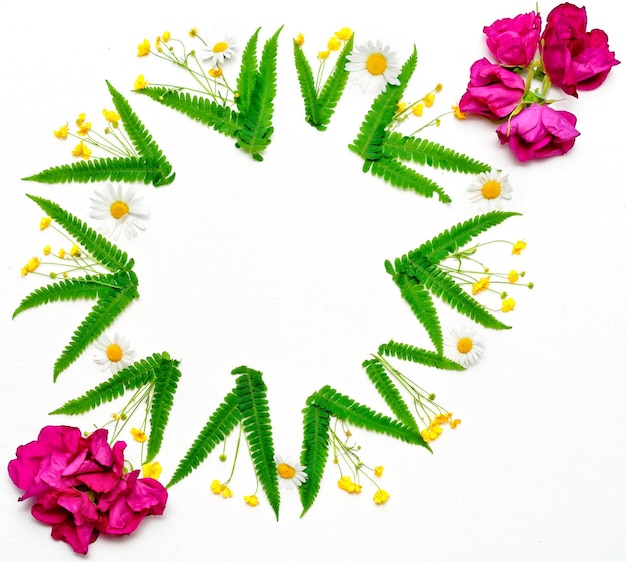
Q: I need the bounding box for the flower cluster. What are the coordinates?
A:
[53,110,138,161]
[7,426,167,554]
[134,29,239,103]
[330,418,390,505]
[440,237,533,314]
[459,3,619,161]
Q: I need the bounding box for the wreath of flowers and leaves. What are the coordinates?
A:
[7,2,618,556]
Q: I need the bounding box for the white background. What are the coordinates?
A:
[1,1,624,560]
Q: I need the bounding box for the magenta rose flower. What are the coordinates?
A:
[8,425,168,555]
[541,2,620,96]
[496,103,580,162]
[459,58,525,120]
[484,11,542,67]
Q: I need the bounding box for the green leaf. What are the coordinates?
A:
[383,132,491,174]
[386,264,444,353]
[13,276,106,319]
[377,341,465,370]
[349,46,417,160]
[167,391,241,488]
[23,157,172,186]
[106,80,175,187]
[236,28,261,117]
[298,405,331,516]
[416,210,521,264]
[146,355,182,463]
[364,155,452,202]
[316,35,354,129]
[293,40,320,127]
[53,272,140,380]
[138,87,243,139]
[235,27,283,161]
[232,365,280,519]
[49,353,168,415]
[26,194,133,272]
[362,358,418,430]
[308,385,427,446]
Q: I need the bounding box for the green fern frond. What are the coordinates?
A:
[106,81,175,187]
[316,35,354,128]
[232,365,280,519]
[348,46,417,160]
[49,353,168,415]
[146,354,182,463]
[386,265,444,353]
[383,132,491,174]
[13,276,106,319]
[362,358,418,429]
[167,391,241,488]
[308,385,427,447]
[236,28,261,116]
[26,195,133,272]
[23,157,169,187]
[293,40,320,127]
[298,404,331,516]
[416,211,521,264]
[138,87,242,139]
[407,255,510,331]
[364,155,452,202]
[235,27,283,161]
[377,341,465,370]
[53,273,140,380]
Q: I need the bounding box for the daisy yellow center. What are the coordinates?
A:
[366,53,387,76]
[277,463,296,479]
[106,343,123,362]
[456,337,473,354]
[110,201,129,220]
[481,180,502,200]
[213,41,228,53]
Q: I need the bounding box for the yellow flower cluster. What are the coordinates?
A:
[420,412,461,443]
[210,480,233,499]
[393,83,445,134]
[310,27,353,60]
[337,475,362,494]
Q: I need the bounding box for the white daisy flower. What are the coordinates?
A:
[201,35,237,67]
[274,454,307,490]
[468,171,513,210]
[345,40,401,95]
[93,332,135,374]
[89,184,148,240]
[445,326,485,368]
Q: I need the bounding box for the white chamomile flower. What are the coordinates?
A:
[201,35,237,67]
[93,332,134,374]
[468,170,513,210]
[445,326,485,368]
[89,183,148,240]
[345,39,401,95]
[275,454,307,490]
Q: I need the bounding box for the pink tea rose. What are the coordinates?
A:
[459,58,526,120]
[484,11,542,67]
[541,2,620,96]
[8,425,168,554]
[496,103,580,162]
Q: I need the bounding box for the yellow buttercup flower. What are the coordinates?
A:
[137,38,150,57]
[412,103,424,117]
[294,33,304,46]
[39,217,52,230]
[502,297,516,312]
[373,489,390,505]
[512,240,527,255]
[472,276,490,295]
[335,27,353,41]
[53,123,69,139]
[162,31,171,42]
[189,27,198,37]
[71,142,91,160]
[142,462,163,479]
[328,36,341,51]
[424,92,436,107]
[102,109,121,123]
[131,427,148,442]
[134,74,149,90]
[508,270,519,283]
[244,495,259,507]
[453,105,466,120]
[374,465,384,478]
[318,49,330,60]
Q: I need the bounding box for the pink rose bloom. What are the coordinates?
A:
[496,103,580,162]
[484,11,542,67]
[459,58,526,120]
[8,425,168,554]
[541,2,620,96]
